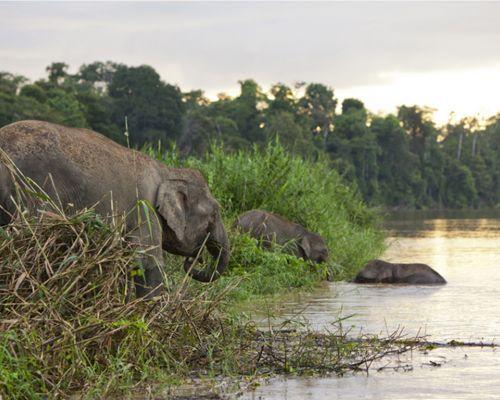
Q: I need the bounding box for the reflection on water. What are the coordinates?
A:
[257,215,500,341]
[246,347,500,400]
[246,213,500,400]
[386,217,500,238]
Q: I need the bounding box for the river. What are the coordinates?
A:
[244,211,500,399]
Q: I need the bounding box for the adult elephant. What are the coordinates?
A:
[234,209,329,264]
[0,120,230,298]
[354,259,446,285]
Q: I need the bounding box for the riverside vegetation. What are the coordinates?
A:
[0,141,393,399]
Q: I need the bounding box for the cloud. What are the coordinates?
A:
[337,65,500,124]
[1,1,499,119]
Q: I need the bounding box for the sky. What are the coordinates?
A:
[1,1,499,125]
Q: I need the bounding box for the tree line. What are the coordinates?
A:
[0,61,498,209]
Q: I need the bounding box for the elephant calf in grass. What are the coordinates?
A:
[0,120,230,298]
[354,259,446,285]
[234,209,329,264]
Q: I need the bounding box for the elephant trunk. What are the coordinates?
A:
[183,219,230,283]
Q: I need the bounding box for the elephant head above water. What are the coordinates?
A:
[354,259,446,285]
[234,209,329,264]
[0,120,230,298]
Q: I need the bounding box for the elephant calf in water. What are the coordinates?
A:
[0,120,230,298]
[234,210,329,263]
[354,259,446,285]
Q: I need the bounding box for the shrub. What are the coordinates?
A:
[148,140,385,282]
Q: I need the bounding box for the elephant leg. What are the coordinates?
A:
[126,212,165,299]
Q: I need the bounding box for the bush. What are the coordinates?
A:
[148,140,385,284]
[213,232,328,302]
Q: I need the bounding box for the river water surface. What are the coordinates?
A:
[245,211,500,399]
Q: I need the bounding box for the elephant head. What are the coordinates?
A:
[155,169,230,282]
[298,233,329,264]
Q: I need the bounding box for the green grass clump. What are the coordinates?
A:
[147,140,385,290]
[0,332,45,399]
[215,232,328,302]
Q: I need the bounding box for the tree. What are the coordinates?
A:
[0,61,498,210]
[0,72,26,95]
[0,73,21,126]
[45,89,87,128]
[78,61,120,89]
[442,155,477,208]
[328,101,378,200]
[183,90,210,111]
[267,83,297,115]
[397,105,436,159]
[0,73,51,127]
[178,111,250,156]
[264,111,314,156]
[442,116,499,207]
[342,98,365,114]
[75,88,122,143]
[483,115,500,204]
[46,62,69,85]
[19,83,47,103]
[231,79,267,143]
[109,65,184,146]
[371,115,422,208]
[298,83,337,145]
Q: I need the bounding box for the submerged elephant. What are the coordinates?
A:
[234,209,329,263]
[0,120,230,298]
[354,259,446,285]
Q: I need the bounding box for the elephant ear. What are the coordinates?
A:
[298,236,311,260]
[156,180,188,242]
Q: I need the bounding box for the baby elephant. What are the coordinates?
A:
[354,259,446,285]
[234,210,329,263]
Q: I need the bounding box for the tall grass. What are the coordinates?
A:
[147,140,385,292]
[0,204,238,398]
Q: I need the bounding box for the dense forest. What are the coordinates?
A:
[0,61,498,209]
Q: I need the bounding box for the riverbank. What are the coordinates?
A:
[0,143,388,399]
[137,338,500,400]
[0,205,394,399]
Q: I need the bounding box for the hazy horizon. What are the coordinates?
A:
[1,1,499,125]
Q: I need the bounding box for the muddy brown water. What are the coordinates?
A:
[244,211,500,399]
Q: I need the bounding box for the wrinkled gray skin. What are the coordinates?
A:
[354,259,446,285]
[0,121,230,298]
[234,209,329,263]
